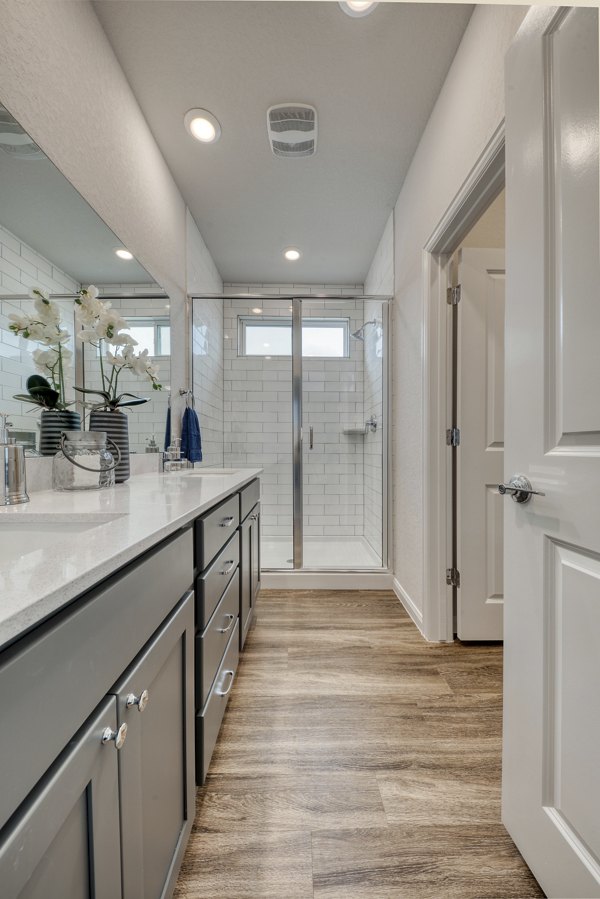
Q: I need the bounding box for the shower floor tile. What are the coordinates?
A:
[261,536,382,570]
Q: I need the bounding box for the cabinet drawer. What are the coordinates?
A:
[0,528,193,828]
[196,570,239,709]
[239,478,260,522]
[195,494,239,569]
[196,620,239,784]
[195,533,239,630]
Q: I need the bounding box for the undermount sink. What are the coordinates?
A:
[0,514,125,560]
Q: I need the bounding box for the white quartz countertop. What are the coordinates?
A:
[0,468,261,652]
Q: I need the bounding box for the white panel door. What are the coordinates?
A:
[503,7,600,896]
[457,248,505,640]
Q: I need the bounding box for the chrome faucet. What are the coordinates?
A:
[0,413,30,505]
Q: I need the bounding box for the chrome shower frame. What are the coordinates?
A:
[189,293,392,574]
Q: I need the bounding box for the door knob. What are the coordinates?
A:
[498,475,545,504]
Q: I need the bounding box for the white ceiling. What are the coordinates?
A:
[94,1,473,284]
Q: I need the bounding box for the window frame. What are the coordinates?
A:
[125,316,171,356]
[238,315,350,358]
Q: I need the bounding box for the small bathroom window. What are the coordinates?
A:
[239,316,349,358]
[126,317,171,355]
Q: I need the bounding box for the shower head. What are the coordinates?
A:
[351,319,379,340]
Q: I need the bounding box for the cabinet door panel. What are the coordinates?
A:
[250,504,261,605]
[111,591,195,899]
[0,696,122,899]
[240,515,252,649]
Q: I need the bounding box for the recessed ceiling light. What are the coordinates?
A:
[252,307,262,314]
[284,247,301,261]
[184,108,221,143]
[115,248,133,260]
[339,0,378,17]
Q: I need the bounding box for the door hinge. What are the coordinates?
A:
[446,285,461,305]
[446,427,460,447]
[446,567,461,588]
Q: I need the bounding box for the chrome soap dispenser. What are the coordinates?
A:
[0,413,29,505]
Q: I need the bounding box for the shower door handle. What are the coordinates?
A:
[309,426,314,450]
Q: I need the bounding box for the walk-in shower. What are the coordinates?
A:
[191,295,389,572]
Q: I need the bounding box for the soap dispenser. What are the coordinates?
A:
[0,413,30,505]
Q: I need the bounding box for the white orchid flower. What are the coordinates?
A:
[33,296,61,325]
[82,285,99,300]
[105,350,127,368]
[8,313,32,332]
[111,331,138,347]
[29,287,49,301]
[77,329,99,344]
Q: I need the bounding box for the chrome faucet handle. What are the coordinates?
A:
[0,412,13,443]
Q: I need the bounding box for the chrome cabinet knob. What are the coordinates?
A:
[498,475,545,504]
[220,516,235,528]
[126,689,149,712]
[101,722,128,749]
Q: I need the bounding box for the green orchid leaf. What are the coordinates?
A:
[29,385,60,408]
[74,386,111,403]
[26,374,52,392]
[13,393,45,407]
[114,393,150,408]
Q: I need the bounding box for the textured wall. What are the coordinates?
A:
[362,299,385,560]
[364,5,527,625]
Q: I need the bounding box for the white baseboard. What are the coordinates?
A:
[261,571,393,590]
[392,577,424,633]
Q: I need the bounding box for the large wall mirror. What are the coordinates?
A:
[0,103,171,454]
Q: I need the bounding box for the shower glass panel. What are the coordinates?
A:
[226,297,293,569]
[191,295,387,571]
[301,298,385,568]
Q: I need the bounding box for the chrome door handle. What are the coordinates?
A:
[220,560,236,576]
[217,670,235,697]
[498,475,545,504]
[219,613,235,634]
[126,689,149,712]
[309,426,314,450]
[220,516,235,527]
[101,723,127,749]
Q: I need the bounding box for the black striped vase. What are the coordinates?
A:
[89,411,130,483]
[39,410,81,456]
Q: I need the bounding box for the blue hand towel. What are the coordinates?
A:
[164,405,171,452]
[181,406,202,462]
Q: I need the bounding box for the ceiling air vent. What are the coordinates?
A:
[267,104,317,158]
[0,105,45,160]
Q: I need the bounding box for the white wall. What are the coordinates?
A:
[364,5,527,631]
[364,213,394,297]
[223,283,364,297]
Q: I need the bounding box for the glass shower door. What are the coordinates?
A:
[300,297,385,569]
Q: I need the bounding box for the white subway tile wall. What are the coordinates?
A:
[363,299,385,559]
[84,292,170,454]
[0,224,79,434]
[191,297,224,465]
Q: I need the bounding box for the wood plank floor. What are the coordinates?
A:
[174,590,544,899]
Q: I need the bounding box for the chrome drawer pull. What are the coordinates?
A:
[101,723,127,750]
[219,614,235,634]
[250,513,258,521]
[220,516,235,528]
[126,689,149,712]
[217,670,235,697]
[220,560,236,576]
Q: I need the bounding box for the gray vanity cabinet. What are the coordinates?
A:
[240,501,260,649]
[110,591,195,899]
[0,696,123,899]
